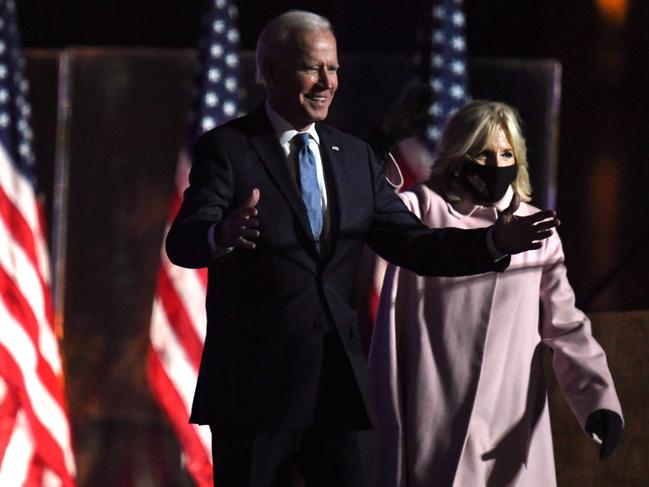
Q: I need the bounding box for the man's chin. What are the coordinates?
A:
[287,106,331,128]
[305,107,330,123]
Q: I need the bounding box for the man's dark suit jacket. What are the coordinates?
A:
[165,106,508,431]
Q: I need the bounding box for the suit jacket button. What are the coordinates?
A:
[313,320,324,330]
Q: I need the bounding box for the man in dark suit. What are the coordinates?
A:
[165,10,558,487]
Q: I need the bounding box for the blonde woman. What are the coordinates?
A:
[368,100,623,487]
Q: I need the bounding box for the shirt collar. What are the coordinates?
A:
[264,100,320,147]
[447,185,514,220]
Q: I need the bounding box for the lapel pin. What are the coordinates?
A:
[331,145,340,151]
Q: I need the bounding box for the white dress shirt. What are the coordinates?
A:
[264,101,329,230]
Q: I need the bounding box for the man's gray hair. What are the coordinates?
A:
[255,10,333,85]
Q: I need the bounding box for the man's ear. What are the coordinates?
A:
[263,64,276,86]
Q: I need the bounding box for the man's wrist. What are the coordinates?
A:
[208,224,234,257]
[487,226,508,262]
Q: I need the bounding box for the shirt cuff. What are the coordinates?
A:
[487,226,508,262]
[208,223,234,258]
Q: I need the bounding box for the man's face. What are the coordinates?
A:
[265,29,339,130]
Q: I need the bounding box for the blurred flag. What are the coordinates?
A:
[391,0,470,188]
[417,0,469,149]
[0,0,76,485]
[366,0,471,330]
[147,1,241,485]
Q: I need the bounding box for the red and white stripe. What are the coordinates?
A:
[0,145,76,486]
[147,151,213,487]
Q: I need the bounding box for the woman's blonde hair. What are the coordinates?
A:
[430,100,532,202]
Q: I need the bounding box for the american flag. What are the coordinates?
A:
[417,0,469,149]
[147,1,241,485]
[387,0,470,190]
[0,0,76,485]
[368,0,470,329]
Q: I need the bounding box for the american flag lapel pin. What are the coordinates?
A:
[331,145,340,151]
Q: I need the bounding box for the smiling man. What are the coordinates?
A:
[165,10,559,487]
[259,18,339,130]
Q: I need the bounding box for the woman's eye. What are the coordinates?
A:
[502,151,514,158]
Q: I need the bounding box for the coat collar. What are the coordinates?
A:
[446,186,515,221]
[444,186,533,221]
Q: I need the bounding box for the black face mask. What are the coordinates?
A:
[460,161,517,203]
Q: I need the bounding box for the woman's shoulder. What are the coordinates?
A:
[408,182,447,204]
[516,199,544,216]
[401,183,448,219]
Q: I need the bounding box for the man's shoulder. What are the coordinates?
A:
[317,121,358,141]
[316,122,371,151]
[197,106,269,143]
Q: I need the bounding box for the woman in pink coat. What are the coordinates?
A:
[368,100,623,487]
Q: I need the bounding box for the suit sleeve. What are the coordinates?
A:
[539,233,623,429]
[364,144,509,277]
[165,132,234,268]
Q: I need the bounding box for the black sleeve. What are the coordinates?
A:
[365,144,509,276]
[165,131,235,269]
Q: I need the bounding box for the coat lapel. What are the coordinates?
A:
[317,125,342,261]
[246,107,319,257]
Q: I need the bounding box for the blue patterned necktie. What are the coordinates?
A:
[295,132,323,241]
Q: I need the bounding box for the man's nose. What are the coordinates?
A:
[317,67,333,87]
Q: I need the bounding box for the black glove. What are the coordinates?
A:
[584,409,623,460]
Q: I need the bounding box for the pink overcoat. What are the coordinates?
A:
[368,185,622,487]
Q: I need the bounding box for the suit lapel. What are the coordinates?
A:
[247,108,319,257]
[317,125,342,262]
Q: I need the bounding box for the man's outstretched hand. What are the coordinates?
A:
[214,188,261,249]
[492,192,560,255]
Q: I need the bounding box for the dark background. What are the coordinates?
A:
[18,0,649,313]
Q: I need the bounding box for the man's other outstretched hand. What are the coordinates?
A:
[492,192,560,255]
